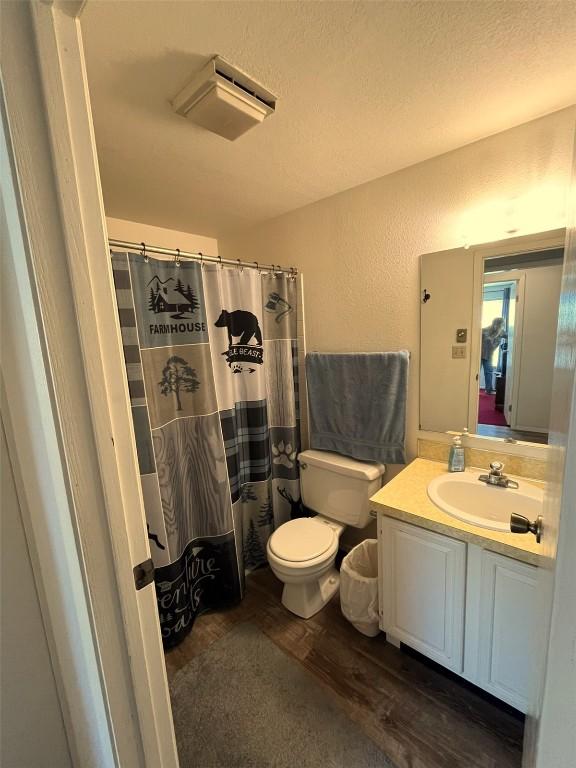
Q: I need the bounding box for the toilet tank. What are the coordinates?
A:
[298,449,385,528]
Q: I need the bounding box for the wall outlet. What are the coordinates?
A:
[452,345,467,359]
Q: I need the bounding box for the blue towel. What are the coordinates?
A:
[306,351,409,464]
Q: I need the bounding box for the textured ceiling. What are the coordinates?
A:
[81,1,576,239]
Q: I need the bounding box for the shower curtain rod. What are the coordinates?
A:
[108,238,297,276]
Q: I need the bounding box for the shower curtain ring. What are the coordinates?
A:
[175,248,181,267]
[140,242,148,262]
[254,261,260,274]
[218,254,223,270]
[198,252,204,268]
[236,259,243,272]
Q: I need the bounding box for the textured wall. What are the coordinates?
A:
[222,108,576,469]
[107,216,218,255]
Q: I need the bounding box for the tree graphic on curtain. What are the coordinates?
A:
[257,497,274,528]
[244,519,266,570]
[174,278,200,314]
[159,356,199,411]
[239,484,258,503]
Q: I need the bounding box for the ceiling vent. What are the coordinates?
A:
[172,55,276,141]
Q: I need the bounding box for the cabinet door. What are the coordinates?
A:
[476,550,538,712]
[379,517,466,672]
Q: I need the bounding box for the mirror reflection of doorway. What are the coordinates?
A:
[478,279,517,432]
[476,248,563,444]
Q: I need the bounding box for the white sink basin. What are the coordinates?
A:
[427,470,544,533]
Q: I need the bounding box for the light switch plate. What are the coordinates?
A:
[452,345,467,359]
[456,328,467,343]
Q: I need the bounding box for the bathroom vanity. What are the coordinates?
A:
[371,458,543,713]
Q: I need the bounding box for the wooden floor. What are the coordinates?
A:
[166,568,524,768]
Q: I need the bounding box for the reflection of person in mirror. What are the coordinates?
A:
[481,317,507,394]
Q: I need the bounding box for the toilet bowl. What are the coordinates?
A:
[267,516,343,619]
[267,449,385,619]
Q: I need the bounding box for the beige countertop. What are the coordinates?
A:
[370,458,544,566]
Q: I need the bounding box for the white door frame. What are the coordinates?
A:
[1,1,178,766]
[525,151,576,768]
[481,270,526,430]
[1,88,116,768]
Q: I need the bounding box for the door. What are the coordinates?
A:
[1,418,73,768]
[525,223,576,764]
[2,2,178,765]
[513,264,563,433]
[476,551,538,713]
[379,517,466,672]
[503,280,519,425]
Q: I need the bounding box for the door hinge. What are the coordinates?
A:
[133,558,155,590]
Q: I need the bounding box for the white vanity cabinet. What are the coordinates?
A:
[378,517,466,672]
[378,516,538,712]
[464,546,538,711]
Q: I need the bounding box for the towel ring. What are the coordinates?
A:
[140,242,148,262]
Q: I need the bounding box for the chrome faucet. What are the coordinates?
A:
[478,461,519,489]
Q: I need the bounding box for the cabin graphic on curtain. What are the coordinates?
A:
[147,275,199,318]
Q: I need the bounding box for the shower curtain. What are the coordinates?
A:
[112,253,301,648]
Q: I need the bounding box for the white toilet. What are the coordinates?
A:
[267,449,385,619]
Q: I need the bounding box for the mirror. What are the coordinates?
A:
[420,230,564,445]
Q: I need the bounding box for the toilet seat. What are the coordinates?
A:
[269,518,336,563]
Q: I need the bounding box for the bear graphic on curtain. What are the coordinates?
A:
[112,253,301,648]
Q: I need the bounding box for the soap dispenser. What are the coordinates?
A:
[447,430,467,472]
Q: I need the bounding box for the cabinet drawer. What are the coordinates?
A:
[379,517,466,672]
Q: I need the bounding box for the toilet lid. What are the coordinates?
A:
[269,518,336,562]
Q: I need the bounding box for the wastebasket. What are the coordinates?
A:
[339,539,380,637]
